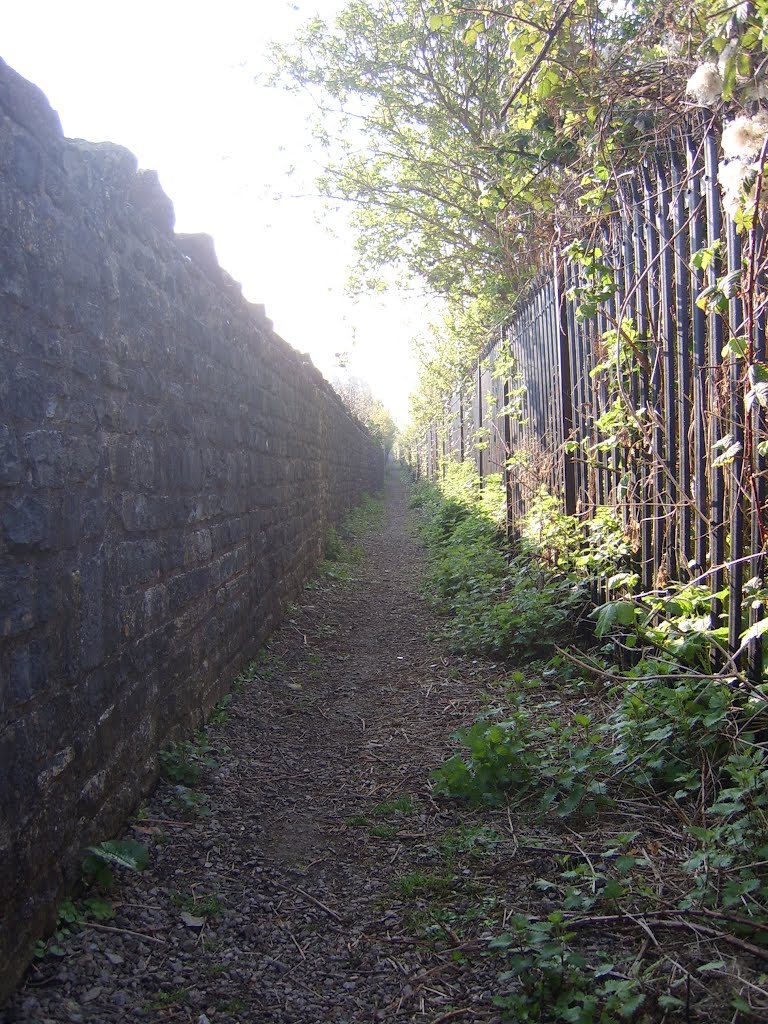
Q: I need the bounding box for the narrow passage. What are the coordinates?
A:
[4,470,509,1024]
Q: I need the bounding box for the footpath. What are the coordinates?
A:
[2,471,510,1024]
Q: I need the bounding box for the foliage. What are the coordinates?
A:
[407,294,507,434]
[490,913,646,1023]
[433,699,610,817]
[316,492,384,582]
[159,735,218,786]
[270,0,517,304]
[208,694,233,726]
[414,467,632,660]
[34,896,114,960]
[36,838,148,958]
[171,787,211,819]
[332,375,398,454]
[272,0,710,310]
[81,838,150,891]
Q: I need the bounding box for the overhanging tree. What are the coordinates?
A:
[270,0,519,307]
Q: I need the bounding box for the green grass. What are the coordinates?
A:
[372,796,413,817]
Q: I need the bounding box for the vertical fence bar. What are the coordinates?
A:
[632,177,654,590]
[752,223,767,586]
[727,219,745,655]
[642,164,665,586]
[671,142,693,573]
[555,254,577,514]
[687,130,709,574]
[705,130,726,630]
[475,363,483,481]
[657,155,679,581]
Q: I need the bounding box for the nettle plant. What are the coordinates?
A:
[414,466,631,661]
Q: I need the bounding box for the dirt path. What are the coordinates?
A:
[3,470,511,1024]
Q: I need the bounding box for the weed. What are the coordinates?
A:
[171,892,223,917]
[160,734,217,786]
[34,895,114,959]
[396,870,456,897]
[490,913,646,1022]
[370,823,398,839]
[432,700,611,818]
[437,824,501,860]
[345,814,369,827]
[372,796,413,817]
[171,786,211,819]
[232,661,258,692]
[250,649,286,682]
[145,988,188,1010]
[216,997,248,1013]
[325,526,347,561]
[81,838,150,890]
[414,471,583,661]
[208,693,233,725]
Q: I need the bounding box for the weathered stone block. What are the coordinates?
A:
[0,563,35,638]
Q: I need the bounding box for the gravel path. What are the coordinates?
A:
[2,470,510,1024]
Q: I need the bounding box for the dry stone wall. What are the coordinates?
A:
[0,57,384,998]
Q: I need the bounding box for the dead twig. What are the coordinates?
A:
[271,880,343,923]
[85,921,166,945]
[568,912,768,963]
[430,1008,474,1023]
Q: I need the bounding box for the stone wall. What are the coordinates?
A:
[0,58,384,999]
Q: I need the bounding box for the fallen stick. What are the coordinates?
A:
[568,912,768,963]
[430,1007,473,1023]
[271,881,343,923]
[86,922,166,945]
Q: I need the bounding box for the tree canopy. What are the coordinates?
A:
[272,0,764,430]
[333,375,398,454]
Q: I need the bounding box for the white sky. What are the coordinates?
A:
[2,0,430,423]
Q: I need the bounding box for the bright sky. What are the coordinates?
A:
[3,0,430,424]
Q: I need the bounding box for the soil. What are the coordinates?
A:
[1,470,763,1023]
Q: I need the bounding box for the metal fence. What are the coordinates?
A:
[409,123,768,665]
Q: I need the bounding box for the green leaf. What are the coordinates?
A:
[712,440,742,467]
[83,897,114,921]
[738,616,768,649]
[722,334,748,359]
[87,839,150,872]
[691,241,720,272]
[590,601,637,638]
[698,960,726,973]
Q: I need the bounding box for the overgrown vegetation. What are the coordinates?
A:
[413,464,603,659]
[271,0,753,438]
[414,464,768,1021]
